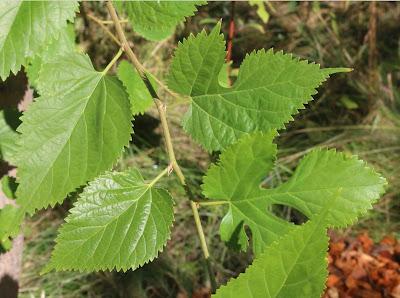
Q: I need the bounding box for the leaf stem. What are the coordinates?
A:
[89,11,181,100]
[148,167,169,188]
[105,1,216,292]
[149,73,183,100]
[102,48,123,74]
[101,19,129,25]
[197,200,228,206]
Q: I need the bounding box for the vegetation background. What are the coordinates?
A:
[1,1,399,297]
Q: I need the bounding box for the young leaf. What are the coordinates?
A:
[202,133,386,255]
[45,169,174,272]
[167,24,350,151]
[25,24,76,89]
[0,1,78,80]
[213,219,328,298]
[117,1,206,41]
[16,53,133,214]
[117,60,155,115]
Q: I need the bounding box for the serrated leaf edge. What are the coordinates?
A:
[42,171,174,273]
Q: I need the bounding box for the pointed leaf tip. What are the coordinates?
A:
[322,67,353,76]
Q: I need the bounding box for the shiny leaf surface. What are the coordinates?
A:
[46,169,174,272]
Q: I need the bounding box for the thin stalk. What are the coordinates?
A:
[226,1,235,63]
[101,19,129,24]
[105,1,216,292]
[151,74,182,100]
[148,167,169,188]
[102,48,123,74]
[197,201,228,207]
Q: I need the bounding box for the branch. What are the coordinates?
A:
[105,1,216,292]
[88,12,181,100]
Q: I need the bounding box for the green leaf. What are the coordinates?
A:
[167,24,350,151]
[218,62,231,88]
[118,1,206,41]
[213,219,328,298]
[267,148,387,228]
[202,133,386,254]
[203,132,292,254]
[0,0,78,80]
[0,205,24,250]
[0,108,20,164]
[45,168,174,272]
[1,176,17,199]
[117,60,155,115]
[16,53,133,214]
[25,24,76,89]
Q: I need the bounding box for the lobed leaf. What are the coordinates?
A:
[117,1,206,41]
[0,0,78,80]
[202,133,386,255]
[202,132,289,253]
[16,53,133,214]
[167,24,350,151]
[45,169,174,272]
[267,148,387,228]
[117,60,155,115]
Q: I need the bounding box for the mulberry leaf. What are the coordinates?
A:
[0,0,78,80]
[16,53,133,214]
[45,169,174,272]
[202,133,386,255]
[168,24,350,151]
[117,1,206,41]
